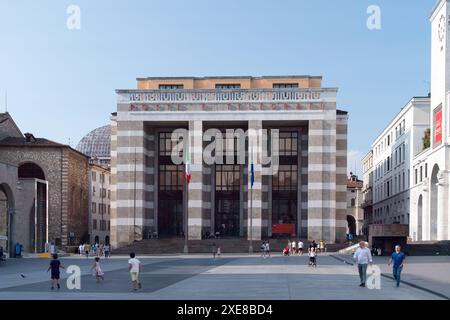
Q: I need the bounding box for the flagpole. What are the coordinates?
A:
[249,146,254,254]
[184,141,189,254]
[184,178,188,254]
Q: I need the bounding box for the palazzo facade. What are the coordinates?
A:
[110,76,348,248]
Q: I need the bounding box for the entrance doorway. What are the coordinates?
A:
[158,192,183,236]
[215,164,240,237]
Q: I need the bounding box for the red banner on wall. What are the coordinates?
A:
[435,108,443,145]
[272,224,296,236]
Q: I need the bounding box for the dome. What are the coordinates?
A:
[77,125,111,159]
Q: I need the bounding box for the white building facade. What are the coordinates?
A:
[371,97,430,228]
[409,0,450,241]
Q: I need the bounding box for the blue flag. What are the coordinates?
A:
[250,161,254,188]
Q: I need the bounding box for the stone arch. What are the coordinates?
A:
[347,215,357,236]
[417,194,423,241]
[18,162,46,180]
[0,183,15,256]
[430,164,439,240]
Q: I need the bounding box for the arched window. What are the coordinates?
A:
[18,163,45,180]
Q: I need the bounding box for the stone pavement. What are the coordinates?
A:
[333,254,450,299]
[0,254,444,300]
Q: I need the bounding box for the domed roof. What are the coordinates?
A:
[77,125,111,159]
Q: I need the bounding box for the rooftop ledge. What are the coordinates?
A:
[116,88,338,104]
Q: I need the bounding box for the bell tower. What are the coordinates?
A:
[430,0,450,146]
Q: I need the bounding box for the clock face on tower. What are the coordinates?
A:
[438,14,446,43]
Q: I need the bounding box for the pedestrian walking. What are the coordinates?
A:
[128,253,142,291]
[287,240,292,256]
[104,244,110,258]
[78,243,83,256]
[388,245,406,287]
[49,242,56,256]
[308,246,317,267]
[217,246,221,258]
[84,243,90,258]
[261,241,266,258]
[212,243,217,260]
[353,241,373,287]
[319,240,325,253]
[298,240,304,256]
[91,257,104,283]
[292,240,297,256]
[265,241,271,258]
[47,254,64,290]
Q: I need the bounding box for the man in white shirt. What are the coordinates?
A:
[353,241,373,287]
[298,241,304,256]
[128,252,143,291]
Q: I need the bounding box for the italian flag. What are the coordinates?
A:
[185,142,191,185]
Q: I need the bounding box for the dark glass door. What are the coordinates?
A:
[215,193,240,237]
[158,191,183,236]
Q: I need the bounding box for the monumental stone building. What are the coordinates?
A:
[111,76,349,248]
[0,112,90,254]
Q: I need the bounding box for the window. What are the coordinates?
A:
[108,221,110,231]
[93,219,97,230]
[273,83,299,88]
[107,190,111,199]
[92,172,97,181]
[415,169,418,184]
[215,84,241,89]
[420,166,423,182]
[100,174,105,184]
[159,132,183,157]
[273,165,298,191]
[92,202,96,213]
[387,135,390,146]
[351,198,356,207]
[425,164,428,178]
[159,164,184,191]
[402,172,405,191]
[215,165,240,192]
[92,186,96,196]
[278,131,298,156]
[159,84,184,90]
[108,205,110,215]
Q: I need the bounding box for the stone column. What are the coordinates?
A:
[437,170,449,240]
[307,119,337,243]
[113,120,146,246]
[247,120,262,241]
[187,120,203,240]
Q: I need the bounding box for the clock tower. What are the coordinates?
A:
[430,0,450,145]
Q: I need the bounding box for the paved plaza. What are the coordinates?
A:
[0,254,447,300]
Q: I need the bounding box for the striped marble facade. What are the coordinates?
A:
[111,86,348,248]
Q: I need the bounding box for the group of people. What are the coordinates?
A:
[47,251,143,291]
[282,239,326,257]
[78,243,111,258]
[353,241,406,288]
[260,241,271,258]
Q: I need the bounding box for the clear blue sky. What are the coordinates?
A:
[0,0,436,175]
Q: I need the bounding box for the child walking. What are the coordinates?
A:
[91,257,104,283]
[47,254,64,290]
